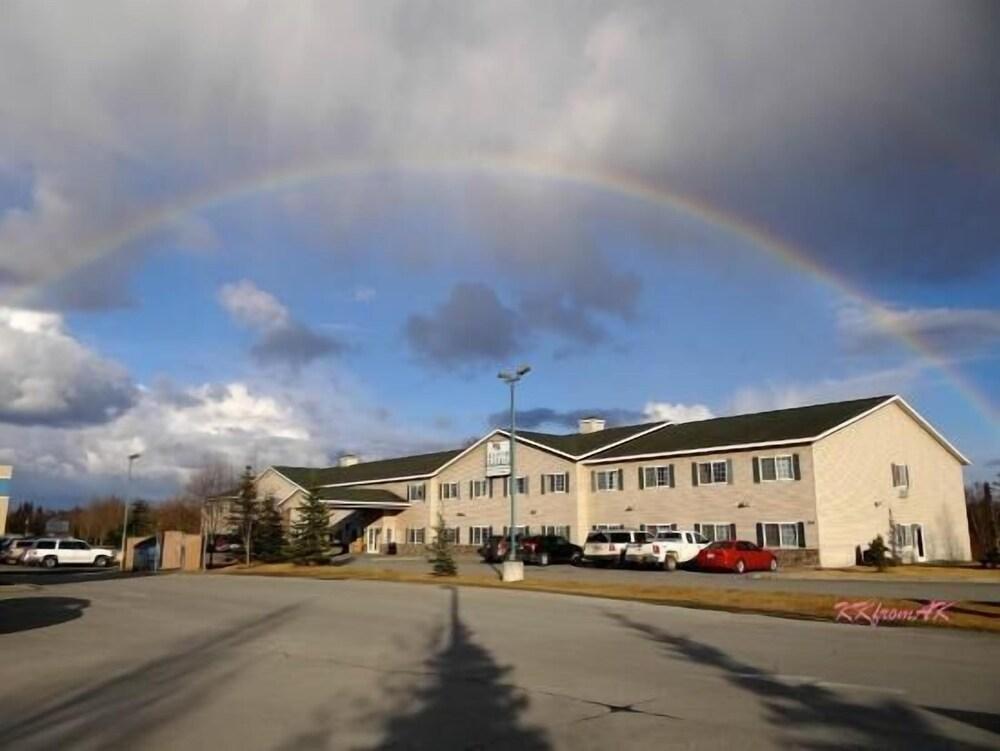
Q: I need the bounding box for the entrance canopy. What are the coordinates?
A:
[313,486,410,511]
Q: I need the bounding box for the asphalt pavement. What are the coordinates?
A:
[0,573,997,749]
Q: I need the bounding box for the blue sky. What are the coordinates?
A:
[0,1,997,504]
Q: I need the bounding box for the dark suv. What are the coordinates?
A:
[519,535,583,566]
[478,535,523,563]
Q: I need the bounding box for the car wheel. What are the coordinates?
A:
[539,552,549,566]
[769,558,778,572]
[734,559,746,574]
[570,551,582,566]
[94,555,110,568]
[664,555,678,571]
[43,556,58,569]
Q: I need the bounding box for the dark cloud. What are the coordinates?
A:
[251,322,345,368]
[486,406,645,431]
[405,282,521,366]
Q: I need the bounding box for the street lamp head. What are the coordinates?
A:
[498,370,514,381]
[516,365,531,376]
[128,452,142,461]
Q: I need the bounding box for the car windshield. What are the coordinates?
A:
[586,532,608,543]
[658,532,682,541]
[706,541,730,550]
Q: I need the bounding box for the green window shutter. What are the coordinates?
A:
[797,521,806,548]
[669,464,676,488]
[729,523,737,539]
[792,454,801,481]
[755,523,764,547]
[726,459,734,484]
[638,466,645,490]
[469,481,473,498]
[488,477,493,498]
[691,462,699,486]
[752,457,760,483]
[591,471,596,492]
[438,484,442,500]
[693,523,701,534]
[565,471,570,493]
[540,474,546,495]
[617,468,624,491]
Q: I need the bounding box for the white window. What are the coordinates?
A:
[761,522,800,548]
[591,523,625,531]
[643,466,673,489]
[542,473,568,493]
[891,463,910,488]
[540,525,571,538]
[595,470,620,491]
[697,461,729,485]
[502,526,527,538]
[468,526,491,545]
[406,528,425,544]
[697,522,734,542]
[515,476,528,495]
[407,483,426,502]
[642,523,677,536]
[440,482,459,500]
[470,480,488,498]
[439,527,460,543]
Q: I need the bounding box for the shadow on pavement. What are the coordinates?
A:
[922,706,1000,737]
[0,602,301,748]
[0,597,89,634]
[373,586,549,750]
[608,612,992,750]
[0,568,158,587]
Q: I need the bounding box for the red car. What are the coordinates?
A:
[696,540,778,573]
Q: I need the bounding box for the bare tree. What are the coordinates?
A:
[184,461,237,568]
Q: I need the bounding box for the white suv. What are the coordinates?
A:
[625,529,709,570]
[22,538,116,569]
[583,530,649,567]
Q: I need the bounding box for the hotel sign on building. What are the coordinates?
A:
[486,439,511,477]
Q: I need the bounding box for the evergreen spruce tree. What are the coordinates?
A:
[253,495,286,562]
[427,509,457,577]
[289,492,332,565]
[128,500,155,537]
[228,465,259,565]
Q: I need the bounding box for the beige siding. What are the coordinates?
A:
[585,448,819,546]
[812,401,971,567]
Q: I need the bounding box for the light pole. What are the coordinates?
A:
[120,452,141,569]
[498,365,530,582]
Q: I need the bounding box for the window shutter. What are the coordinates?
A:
[755,523,764,547]
[564,471,570,492]
[404,527,410,544]
[540,474,546,495]
[729,523,737,540]
[438,484,442,500]
[693,523,701,534]
[524,476,530,495]
[752,457,760,483]
[890,463,897,485]
[638,466,645,490]
[591,471,596,492]
[469,481,473,498]
[797,521,806,548]
[456,483,461,500]
[691,462,699,486]
[726,459,734,484]
[669,464,676,488]
[617,468,624,491]
[488,477,493,498]
[792,454,801,481]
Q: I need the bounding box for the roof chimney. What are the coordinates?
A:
[578,417,606,434]
[338,453,360,467]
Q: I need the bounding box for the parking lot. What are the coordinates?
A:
[2,572,998,749]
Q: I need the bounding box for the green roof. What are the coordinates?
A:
[273,448,462,488]
[587,396,894,461]
[516,421,667,457]
[312,487,407,504]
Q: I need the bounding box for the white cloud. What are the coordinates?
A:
[218,280,290,331]
[642,401,714,423]
[728,364,924,415]
[838,304,1000,359]
[0,306,136,426]
[353,286,377,303]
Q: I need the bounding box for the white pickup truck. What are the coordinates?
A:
[625,529,709,570]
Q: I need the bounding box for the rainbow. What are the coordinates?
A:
[13,152,996,422]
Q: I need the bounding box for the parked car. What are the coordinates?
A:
[1,537,36,564]
[625,529,709,570]
[21,538,117,569]
[519,535,583,566]
[695,540,778,574]
[583,530,649,567]
[478,534,523,563]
